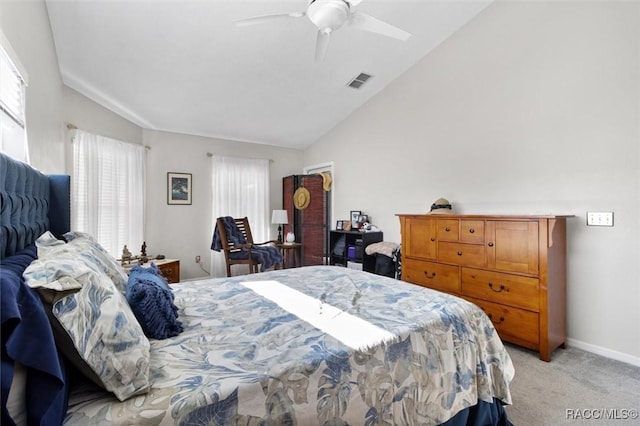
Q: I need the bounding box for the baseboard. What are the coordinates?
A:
[567,338,640,367]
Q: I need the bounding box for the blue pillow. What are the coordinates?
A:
[126,263,183,340]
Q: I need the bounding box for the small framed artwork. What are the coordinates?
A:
[350,210,362,229]
[167,172,192,205]
[336,220,344,230]
[358,214,368,226]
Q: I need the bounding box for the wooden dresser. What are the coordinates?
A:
[398,214,570,361]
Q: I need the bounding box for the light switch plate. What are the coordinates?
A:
[586,211,614,226]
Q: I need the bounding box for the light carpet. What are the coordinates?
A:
[504,344,640,425]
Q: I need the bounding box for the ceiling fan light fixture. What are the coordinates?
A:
[307,0,350,31]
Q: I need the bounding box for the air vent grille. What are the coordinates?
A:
[347,72,373,89]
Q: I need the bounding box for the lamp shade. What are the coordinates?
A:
[271,209,289,225]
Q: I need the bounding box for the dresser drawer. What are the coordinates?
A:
[461,268,539,311]
[402,259,460,294]
[438,242,486,268]
[157,260,180,284]
[460,220,485,244]
[466,296,539,346]
[437,219,459,241]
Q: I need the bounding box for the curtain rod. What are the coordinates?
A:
[206,152,273,163]
[67,123,150,150]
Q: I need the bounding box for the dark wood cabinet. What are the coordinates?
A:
[283,175,330,266]
[329,230,382,273]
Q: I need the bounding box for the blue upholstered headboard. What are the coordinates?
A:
[0,153,71,259]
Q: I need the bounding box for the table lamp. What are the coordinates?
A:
[271,209,288,244]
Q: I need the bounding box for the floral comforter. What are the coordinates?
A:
[64,266,513,425]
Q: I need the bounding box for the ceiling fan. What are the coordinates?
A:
[235,0,411,63]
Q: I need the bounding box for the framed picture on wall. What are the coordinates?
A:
[350,210,361,229]
[167,172,192,205]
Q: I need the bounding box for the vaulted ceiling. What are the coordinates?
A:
[46,0,491,149]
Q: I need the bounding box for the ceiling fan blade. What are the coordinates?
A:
[348,11,411,41]
[315,29,332,64]
[234,11,305,27]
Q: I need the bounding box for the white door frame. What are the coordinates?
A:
[303,162,334,227]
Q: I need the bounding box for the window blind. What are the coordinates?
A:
[0,40,29,163]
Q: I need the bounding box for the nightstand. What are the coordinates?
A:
[276,243,303,268]
[123,258,181,284]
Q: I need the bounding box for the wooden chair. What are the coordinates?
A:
[214,217,282,277]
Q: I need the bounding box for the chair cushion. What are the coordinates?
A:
[230,245,283,272]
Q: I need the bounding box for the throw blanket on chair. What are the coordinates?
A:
[211,217,283,272]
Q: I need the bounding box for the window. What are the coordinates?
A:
[72,129,146,257]
[0,35,29,163]
[210,155,270,276]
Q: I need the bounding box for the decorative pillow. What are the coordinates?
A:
[126,263,183,340]
[61,231,129,293]
[24,232,151,401]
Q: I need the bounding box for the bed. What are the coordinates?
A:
[1,152,514,425]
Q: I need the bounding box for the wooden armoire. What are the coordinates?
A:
[283,175,330,266]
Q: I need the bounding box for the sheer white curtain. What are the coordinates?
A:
[72,129,145,257]
[210,155,270,277]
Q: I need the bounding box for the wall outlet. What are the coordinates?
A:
[586,211,614,227]
[195,255,201,263]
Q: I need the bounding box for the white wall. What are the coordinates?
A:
[2,0,305,282]
[0,0,143,173]
[1,0,65,173]
[305,1,640,364]
[143,129,303,280]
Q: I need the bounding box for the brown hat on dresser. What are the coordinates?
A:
[428,198,454,214]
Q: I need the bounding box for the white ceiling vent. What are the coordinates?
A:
[347,72,373,89]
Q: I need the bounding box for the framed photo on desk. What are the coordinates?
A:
[350,210,361,230]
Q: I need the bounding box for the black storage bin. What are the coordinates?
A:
[374,254,396,278]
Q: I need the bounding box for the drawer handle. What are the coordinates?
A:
[469,228,475,233]
[423,270,436,279]
[488,282,507,293]
[445,227,450,232]
[457,251,463,256]
[430,237,436,242]
[487,242,494,247]
[487,313,506,324]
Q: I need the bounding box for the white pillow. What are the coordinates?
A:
[62,231,129,293]
[24,232,151,401]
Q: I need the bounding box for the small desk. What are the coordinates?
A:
[122,258,181,284]
[276,243,303,269]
